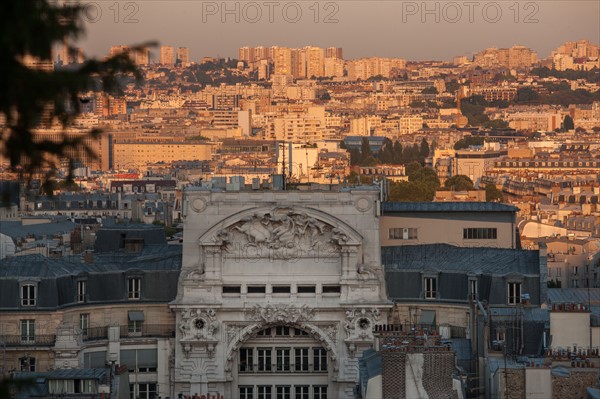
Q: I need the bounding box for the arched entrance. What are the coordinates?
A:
[228,322,338,399]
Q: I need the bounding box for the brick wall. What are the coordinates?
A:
[382,351,458,399]
[382,352,407,398]
[552,369,598,399]
[501,369,526,399]
[423,352,459,399]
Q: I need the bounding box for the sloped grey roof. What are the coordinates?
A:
[358,348,382,397]
[489,307,549,322]
[94,225,167,252]
[14,368,107,380]
[0,220,76,240]
[443,338,472,361]
[547,288,600,305]
[382,244,539,275]
[0,245,181,278]
[382,202,518,213]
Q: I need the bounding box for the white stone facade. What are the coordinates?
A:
[171,188,390,398]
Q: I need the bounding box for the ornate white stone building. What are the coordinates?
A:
[170,188,390,398]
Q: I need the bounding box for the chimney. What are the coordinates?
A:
[538,242,548,305]
[83,250,94,264]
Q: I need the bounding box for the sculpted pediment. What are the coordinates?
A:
[198,206,362,258]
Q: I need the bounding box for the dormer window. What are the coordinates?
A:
[21,283,37,306]
[77,280,87,303]
[508,282,521,305]
[128,277,141,300]
[424,277,437,299]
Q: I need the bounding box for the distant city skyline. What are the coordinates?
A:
[77,1,599,62]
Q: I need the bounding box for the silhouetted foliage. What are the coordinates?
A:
[563,115,575,130]
[388,163,440,201]
[419,138,430,158]
[454,136,485,150]
[0,0,149,182]
[531,67,600,83]
[460,95,490,126]
[444,175,474,191]
[516,87,540,103]
[485,183,504,202]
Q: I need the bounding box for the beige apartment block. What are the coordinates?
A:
[346,57,406,80]
[177,47,190,65]
[326,47,343,59]
[0,128,110,171]
[273,114,325,142]
[134,47,149,65]
[112,140,214,170]
[380,203,517,249]
[305,46,325,78]
[273,46,293,75]
[160,46,175,65]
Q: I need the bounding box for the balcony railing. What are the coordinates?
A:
[83,324,175,341]
[120,324,175,339]
[83,326,109,341]
[374,323,467,339]
[0,335,56,346]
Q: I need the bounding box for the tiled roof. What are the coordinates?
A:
[383,202,518,213]
[547,288,600,305]
[0,245,182,278]
[382,244,539,275]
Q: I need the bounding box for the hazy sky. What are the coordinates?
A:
[78,0,600,61]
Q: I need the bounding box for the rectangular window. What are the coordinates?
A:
[257,328,272,336]
[240,348,253,372]
[388,227,418,240]
[258,348,272,372]
[470,279,478,301]
[294,386,309,399]
[222,285,241,294]
[128,319,142,334]
[137,383,157,399]
[21,284,36,306]
[239,386,254,399]
[272,286,291,294]
[276,348,291,371]
[248,285,266,294]
[425,277,437,299]
[297,285,316,294]
[313,386,328,399]
[135,349,157,372]
[572,280,579,288]
[275,326,290,336]
[258,386,272,399]
[80,314,89,336]
[276,386,291,399]
[128,277,141,300]
[313,348,328,372]
[496,329,506,341]
[294,328,308,337]
[294,347,309,372]
[508,282,521,305]
[77,280,86,302]
[463,228,497,240]
[21,319,35,343]
[322,285,341,294]
[19,356,36,372]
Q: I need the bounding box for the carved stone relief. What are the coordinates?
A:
[246,303,315,324]
[179,308,219,358]
[208,208,352,257]
[344,308,381,341]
